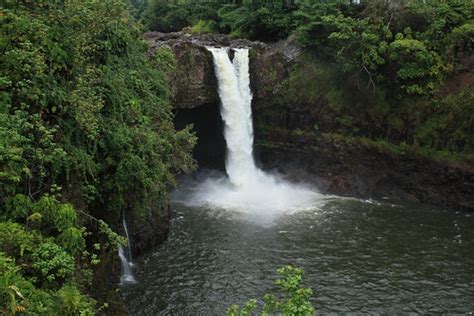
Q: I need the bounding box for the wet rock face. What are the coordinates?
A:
[250,34,300,101]
[145,32,474,212]
[249,46,290,101]
[254,132,474,212]
[174,103,226,171]
[147,34,218,109]
[168,43,217,109]
[145,31,295,109]
[146,31,296,172]
[126,203,170,257]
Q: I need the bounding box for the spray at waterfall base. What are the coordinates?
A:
[173,47,323,215]
[119,218,137,284]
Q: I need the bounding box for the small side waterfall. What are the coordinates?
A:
[119,217,136,284]
[122,217,134,267]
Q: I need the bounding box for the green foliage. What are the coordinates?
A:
[0,252,95,315]
[227,265,315,316]
[275,54,341,108]
[57,227,86,256]
[0,194,102,314]
[217,2,294,41]
[98,220,127,250]
[448,21,474,59]
[0,221,41,258]
[186,20,218,34]
[0,253,26,315]
[388,38,443,95]
[415,88,474,155]
[142,0,296,41]
[226,299,257,316]
[298,10,387,85]
[255,0,473,160]
[129,0,149,19]
[1,0,195,314]
[31,242,75,289]
[296,0,452,98]
[1,0,195,218]
[407,0,474,54]
[2,195,85,251]
[143,0,222,33]
[264,266,315,315]
[55,284,95,316]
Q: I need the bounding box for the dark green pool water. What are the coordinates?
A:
[122,197,474,315]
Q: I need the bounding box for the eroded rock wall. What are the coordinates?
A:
[146,32,474,212]
[145,31,292,109]
[254,131,474,212]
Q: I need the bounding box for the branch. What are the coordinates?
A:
[363,65,376,92]
[387,12,394,30]
[76,209,103,224]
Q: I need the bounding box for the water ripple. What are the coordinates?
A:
[122,199,474,315]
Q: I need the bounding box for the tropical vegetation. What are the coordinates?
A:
[226,265,315,316]
[1,0,473,314]
[140,0,474,163]
[0,0,194,314]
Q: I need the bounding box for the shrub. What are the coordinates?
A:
[31,242,75,289]
[227,265,315,316]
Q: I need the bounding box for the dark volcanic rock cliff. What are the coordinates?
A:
[145,31,294,170]
[146,32,474,212]
[145,31,292,109]
[146,32,218,108]
[254,130,474,212]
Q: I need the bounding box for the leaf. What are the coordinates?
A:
[8,285,25,300]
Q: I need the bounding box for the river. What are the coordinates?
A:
[122,193,474,314]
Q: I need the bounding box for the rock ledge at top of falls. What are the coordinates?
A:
[144,31,264,49]
[145,31,299,108]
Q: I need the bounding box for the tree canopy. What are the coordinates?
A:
[1,1,195,313]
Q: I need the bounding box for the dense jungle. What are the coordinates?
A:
[1,0,473,315]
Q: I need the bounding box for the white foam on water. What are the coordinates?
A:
[175,47,324,216]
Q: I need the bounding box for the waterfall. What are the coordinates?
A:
[122,217,134,267]
[207,47,257,186]
[172,47,321,217]
[119,217,136,284]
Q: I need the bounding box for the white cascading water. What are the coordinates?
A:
[122,217,134,267]
[174,47,322,216]
[119,218,136,284]
[209,47,257,186]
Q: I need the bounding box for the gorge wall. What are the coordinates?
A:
[146,32,474,212]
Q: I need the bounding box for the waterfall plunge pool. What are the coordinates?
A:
[122,47,473,314]
[122,192,474,314]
